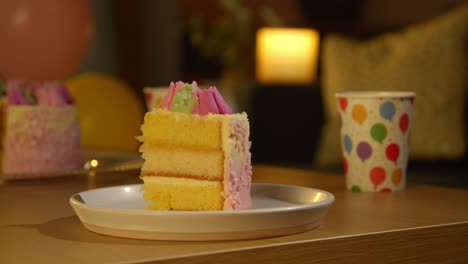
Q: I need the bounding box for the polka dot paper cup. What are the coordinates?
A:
[336,91,415,192]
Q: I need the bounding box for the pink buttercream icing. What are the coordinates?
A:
[7,80,29,105]
[161,81,232,116]
[3,80,82,178]
[197,86,232,115]
[7,80,74,106]
[224,117,252,210]
[2,106,83,177]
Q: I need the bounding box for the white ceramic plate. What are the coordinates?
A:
[70,183,334,241]
[2,150,143,180]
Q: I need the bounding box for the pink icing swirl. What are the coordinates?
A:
[7,80,75,106]
[7,80,29,105]
[161,81,232,115]
[197,86,232,115]
[161,81,200,111]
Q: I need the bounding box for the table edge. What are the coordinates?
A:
[134,221,468,263]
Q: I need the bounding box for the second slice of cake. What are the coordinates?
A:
[139,81,252,210]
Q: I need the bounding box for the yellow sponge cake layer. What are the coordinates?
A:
[140,109,223,150]
[141,147,223,180]
[142,176,223,210]
[139,108,252,211]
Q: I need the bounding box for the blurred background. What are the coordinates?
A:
[1,0,467,185]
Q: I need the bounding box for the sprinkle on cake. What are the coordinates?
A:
[138,81,252,210]
[1,80,82,178]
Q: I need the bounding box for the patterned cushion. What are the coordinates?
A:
[316,4,468,166]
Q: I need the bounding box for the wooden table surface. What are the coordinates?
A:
[1,165,468,264]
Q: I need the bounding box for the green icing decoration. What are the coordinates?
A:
[351,185,362,192]
[172,84,197,113]
[23,87,37,104]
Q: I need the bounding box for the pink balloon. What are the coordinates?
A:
[0,0,93,81]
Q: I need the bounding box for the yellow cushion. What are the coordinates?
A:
[317,4,468,165]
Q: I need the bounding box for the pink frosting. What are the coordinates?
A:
[2,106,83,177]
[238,152,253,209]
[224,117,252,210]
[50,82,75,104]
[197,86,232,115]
[161,81,232,116]
[7,80,29,105]
[7,80,74,106]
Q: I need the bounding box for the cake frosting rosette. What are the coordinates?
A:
[161,81,232,115]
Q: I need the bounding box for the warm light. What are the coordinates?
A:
[90,159,99,168]
[256,28,320,85]
[312,193,324,203]
[124,187,131,193]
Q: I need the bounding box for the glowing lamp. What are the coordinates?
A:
[256,28,320,85]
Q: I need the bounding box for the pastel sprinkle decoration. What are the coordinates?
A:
[370,123,387,143]
[370,167,386,190]
[399,113,409,133]
[386,143,400,164]
[352,104,367,124]
[357,141,372,161]
[392,168,402,185]
[339,98,348,111]
[343,134,353,154]
[379,101,396,121]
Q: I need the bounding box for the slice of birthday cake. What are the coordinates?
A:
[2,80,82,178]
[139,81,252,210]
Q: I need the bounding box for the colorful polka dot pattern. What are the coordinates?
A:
[338,96,414,192]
